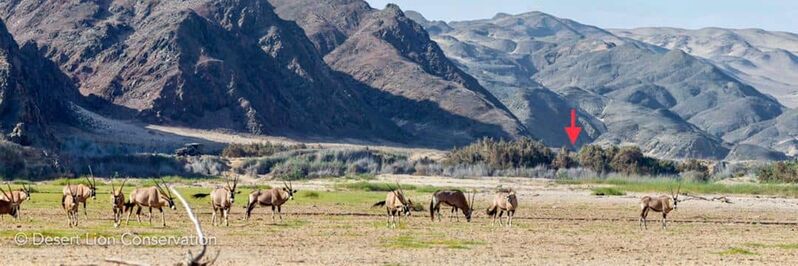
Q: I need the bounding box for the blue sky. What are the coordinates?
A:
[366,0,798,32]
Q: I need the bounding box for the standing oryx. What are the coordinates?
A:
[61,174,97,217]
[62,181,81,227]
[125,179,177,227]
[372,183,414,228]
[0,183,31,219]
[430,190,475,222]
[192,175,239,226]
[0,184,19,219]
[245,181,296,222]
[640,183,681,229]
[110,176,128,228]
[486,188,518,227]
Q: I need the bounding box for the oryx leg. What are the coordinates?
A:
[83,201,88,217]
[245,202,256,221]
[160,207,166,227]
[211,207,217,226]
[125,205,134,225]
[223,208,230,226]
[271,205,276,221]
[278,205,283,221]
[148,207,153,224]
[498,210,505,226]
[661,212,667,229]
[136,206,143,223]
[386,208,392,227]
[639,207,648,230]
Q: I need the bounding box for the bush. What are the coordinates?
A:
[577,145,617,174]
[222,142,307,158]
[446,137,553,169]
[758,160,798,183]
[551,147,576,170]
[591,187,625,196]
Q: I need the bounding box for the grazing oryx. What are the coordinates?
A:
[125,179,177,227]
[110,177,128,228]
[0,183,31,219]
[192,175,239,226]
[486,189,518,227]
[61,174,97,217]
[430,190,475,222]
[0,184,19,219]
[372,183,414,228]
[62,181,81,227]
[245,181,296,221]
[640,183,681,229]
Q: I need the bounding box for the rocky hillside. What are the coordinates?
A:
[0,0,530,148]
[409,11,790,160]
[0,18,77,146]
[612,27,798,108]
[269,0,529,146]
[0,0,408,142]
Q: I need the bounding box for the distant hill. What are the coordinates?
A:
[612,27,798,108]
[408,11,792,160]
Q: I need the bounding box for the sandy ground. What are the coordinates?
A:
[4,176,798,265]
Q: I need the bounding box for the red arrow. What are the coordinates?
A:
[564,108,582,145]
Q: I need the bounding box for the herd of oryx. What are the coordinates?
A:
[0,174,685,230]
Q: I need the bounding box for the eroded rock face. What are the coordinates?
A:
[0,0,404,141]
[1,0,528,147]
[270,0,529,146]
[0,19,76,146]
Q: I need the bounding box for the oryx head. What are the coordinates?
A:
[155,179,176,210]
[226,175,239,204]
[393,182,413,216]
[20,183,32,201]
[670,182,682,209]
[110,174,128,205]
[282,181,296,200]
[465,190,476,222]
[86,166,97,199]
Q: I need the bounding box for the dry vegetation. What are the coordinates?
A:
[1,176,798,264]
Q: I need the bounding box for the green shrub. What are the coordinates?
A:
[591,187,625,196]
[222,142,307,158]
[758,160,798,183]
[446,137,553,169]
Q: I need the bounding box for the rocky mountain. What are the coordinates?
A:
[0,0,529,148]
[0,18,78,146]
[409,11,790,159]
[269,0,529,146]
[612,27,798,108]
[0,0,411,143]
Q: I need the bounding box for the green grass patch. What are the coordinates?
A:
[335,181,461,194]
[337,181,410,192]
[745,242,798,249]
[300,191,320,198]
[591,187,625,196]
[557,178,798,197]
[718,247,757,256]
[382,235,483,250]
